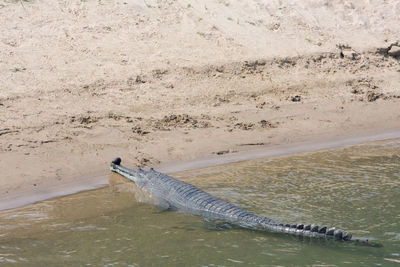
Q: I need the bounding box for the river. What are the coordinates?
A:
[0,139,399,266]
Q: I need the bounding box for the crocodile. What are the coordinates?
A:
[110,157,380,246]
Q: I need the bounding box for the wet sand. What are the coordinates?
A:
[1,0,400,210]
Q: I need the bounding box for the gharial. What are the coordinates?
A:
[110,157,380,246]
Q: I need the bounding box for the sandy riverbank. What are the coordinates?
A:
[1,0,400,209]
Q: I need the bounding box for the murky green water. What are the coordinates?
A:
[1,139,400,266]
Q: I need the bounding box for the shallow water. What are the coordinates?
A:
[1,139,400,266]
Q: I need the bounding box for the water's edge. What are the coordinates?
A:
[1,130,400,212]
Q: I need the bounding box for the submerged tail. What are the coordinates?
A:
[259,220,352,240]
[258,220,382,246]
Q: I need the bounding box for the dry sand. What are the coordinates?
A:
[1,0,400,209]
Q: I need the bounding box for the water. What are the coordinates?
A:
[1,139,399,266]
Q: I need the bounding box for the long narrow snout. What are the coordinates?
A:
[110,157,138,183]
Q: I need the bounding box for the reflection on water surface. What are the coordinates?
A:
[0,139,399,266]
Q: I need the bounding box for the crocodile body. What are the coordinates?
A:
[110,157,378,245]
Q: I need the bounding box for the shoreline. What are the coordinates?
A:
[1,129,399,212]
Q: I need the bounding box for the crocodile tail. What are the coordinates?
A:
[261,221,352,241]
[266,222,383,247]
